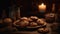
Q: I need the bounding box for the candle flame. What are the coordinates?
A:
[39,3,46,8]
[38,3,46,11]
[41,3,44,6]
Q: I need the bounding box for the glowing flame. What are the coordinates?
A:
[41,3,44,6]
[38,3,46,11]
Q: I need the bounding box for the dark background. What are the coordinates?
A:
[0,0,60,18]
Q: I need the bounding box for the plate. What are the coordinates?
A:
[27,26,41,28]
[26,25,46,28]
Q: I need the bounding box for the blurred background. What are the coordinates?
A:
[0,0,60,34]
[0,0,60,19]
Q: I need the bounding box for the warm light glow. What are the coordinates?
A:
[52,4,55,11]
[38,3,46,11]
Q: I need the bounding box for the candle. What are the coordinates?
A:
[52,3,55,11]
[38,3,46,11]
[17,7,20,19]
